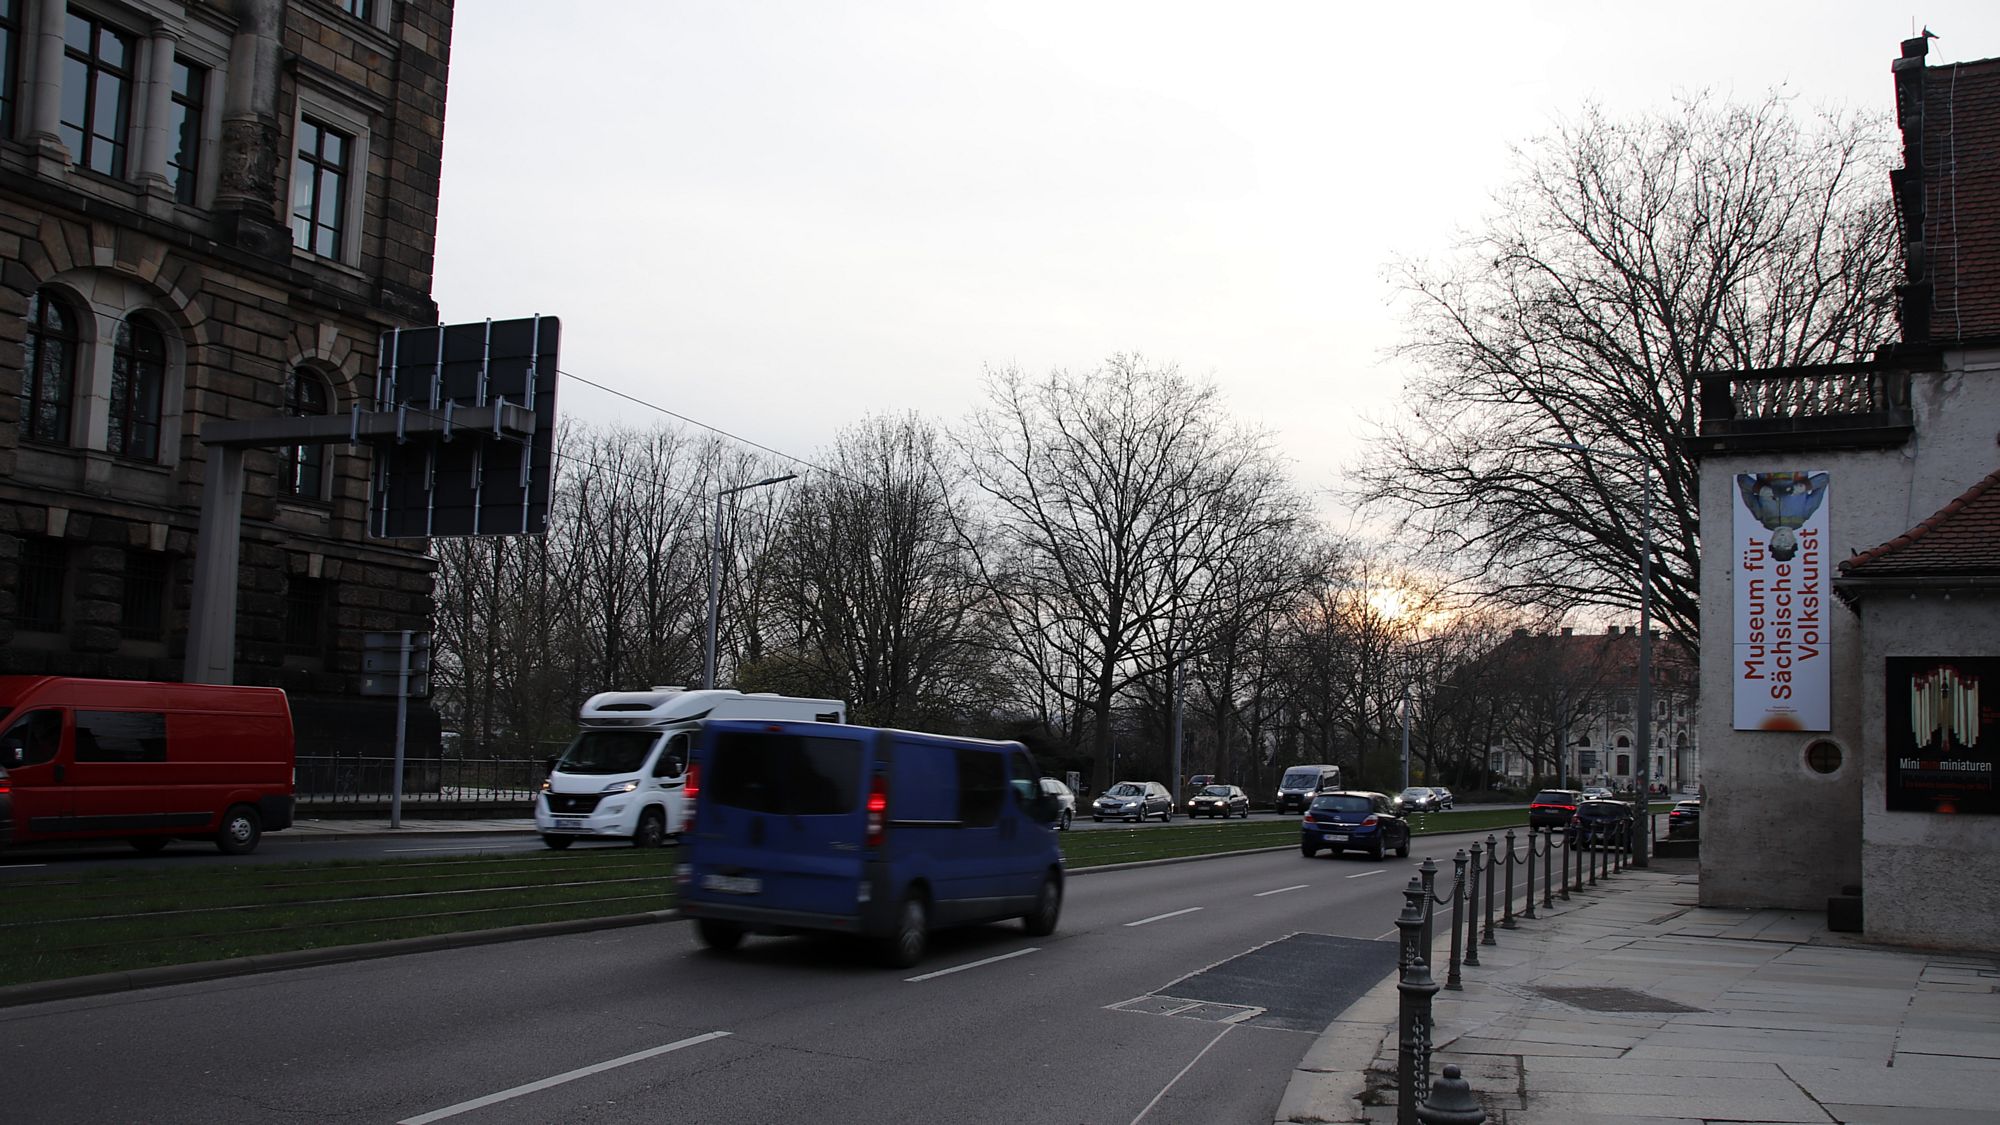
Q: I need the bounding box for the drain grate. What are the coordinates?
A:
[1531,986,1702,1013]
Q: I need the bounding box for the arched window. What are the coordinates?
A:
[20,290,78,445]
[109,318,166,460]
[280,369,331,498]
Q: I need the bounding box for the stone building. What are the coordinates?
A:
[1480,625,1700,794]
[1693,37,2000,951]
[1,0,455,753]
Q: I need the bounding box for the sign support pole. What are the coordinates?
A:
[392,629,410,829]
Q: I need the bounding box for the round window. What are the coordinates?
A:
[1804,740,1842,775]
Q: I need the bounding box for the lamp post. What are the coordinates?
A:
[704,473,797,690]
[1545,441,1652,867]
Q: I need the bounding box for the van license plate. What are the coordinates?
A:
[702,874,762,895]
[554,819,584,830]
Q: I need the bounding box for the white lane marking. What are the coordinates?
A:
[383,846,505,854]
[1345,869,1387,879]
[397,1031,731,1124]
[1129,1023,1235,1125]
[1125,907,1203,927]
[905,947,1041,982]
[1253,884,1308,897]
[1,864,49,870]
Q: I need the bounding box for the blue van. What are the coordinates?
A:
[676,720,1065,967]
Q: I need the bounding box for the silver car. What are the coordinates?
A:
[1038,777,1076,830]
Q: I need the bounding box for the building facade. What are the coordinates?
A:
[1,0,454,753]
[1693,38,2000,950]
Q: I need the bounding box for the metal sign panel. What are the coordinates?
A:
[370,316,560,539]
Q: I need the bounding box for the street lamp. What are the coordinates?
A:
[1544,440,1653,867]
[704,473,797,690]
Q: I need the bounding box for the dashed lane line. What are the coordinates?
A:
[398,1031,731,1124]
[1125,907,1204,927]
[905,947,1041,982]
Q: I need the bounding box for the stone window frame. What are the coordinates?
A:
[287,88,371,269]
[40,270,191,468]
[333,0,388,34]
[0,0,22,139]
[20,286,83,447]
[16,534,69,632]
[164,51,205,203]
[279,365,335,502]
[107,311,166,461]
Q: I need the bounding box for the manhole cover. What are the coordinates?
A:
[1108,994,1262,1023]
[1531,986,1702,1013]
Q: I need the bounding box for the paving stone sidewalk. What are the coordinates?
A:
[1279,857,2000,1124]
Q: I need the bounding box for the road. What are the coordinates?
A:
[0,844,1461,1125]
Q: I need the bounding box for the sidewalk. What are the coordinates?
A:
[1280,856,2000,1124]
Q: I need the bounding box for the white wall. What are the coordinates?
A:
[1697,347,2000,910]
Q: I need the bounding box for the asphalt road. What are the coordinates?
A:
[0,845,1436,1125]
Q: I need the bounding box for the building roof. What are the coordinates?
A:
[1482,627,1697,690]
[1898,47,2000,346]
[1839,465,2000,577]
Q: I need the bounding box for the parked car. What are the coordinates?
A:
[1274,764,1343,814]
[1668,798,1701,837]
[1039,777,1077,830]
[1186,784,1250,818]
[1300,791,1411,861]
[1528,788,1584,830]
[1396,786,1439,812]
[1181,773,1215,811]
[1565,799,1634,847]
[1093,780,1173,822]
[1429,786,1454,810]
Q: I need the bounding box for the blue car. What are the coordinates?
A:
[1300,791,1412,861]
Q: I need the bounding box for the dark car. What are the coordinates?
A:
[1429,786,1454,811]
[1300,791,1411,861]
[1092,780,1173,823]
[1528,788,1583,830]
[1564,799,1634,847]
[1668,798,1701,837]
[1396,786,1438,812]
[1186,783,1249,818]
[1181,773,1216,812]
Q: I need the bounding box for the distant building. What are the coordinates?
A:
[1,1,455,754]
[1479,625,1700,793]
[1692,38,2000,951]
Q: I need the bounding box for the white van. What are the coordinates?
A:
[535,688,846,849]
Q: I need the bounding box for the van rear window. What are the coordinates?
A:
[709,731,861,815]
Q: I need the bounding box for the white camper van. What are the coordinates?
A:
[535,688,846,849]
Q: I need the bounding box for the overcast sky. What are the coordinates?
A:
[430,2,2000,521]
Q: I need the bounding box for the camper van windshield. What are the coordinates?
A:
[1282,769,1320,788]
[556,730,660,774]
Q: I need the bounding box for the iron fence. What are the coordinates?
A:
[294,754,549,806]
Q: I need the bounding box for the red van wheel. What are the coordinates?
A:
[216,806,262,855]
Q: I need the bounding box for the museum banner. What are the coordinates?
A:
[1886,657,1997,814]
[1732,471,1830,731]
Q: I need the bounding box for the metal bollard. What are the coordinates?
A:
[1481,835,1497,945]
[1419,857,1439,957]
[1501,829,1518,929]
[1396,878,1440,1125]
[1414,1064,1488,1125]
[1461,846,1481,967]
[1559,828,1572,901]
[1542,826,1555,909]
[1521,830,1537,920]
[1446,850,1466,990]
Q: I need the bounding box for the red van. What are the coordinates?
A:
[0,677,295,855]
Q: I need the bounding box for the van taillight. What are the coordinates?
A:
[683,761,700,834]
[865,775,888,848]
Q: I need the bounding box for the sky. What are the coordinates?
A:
[430,2,2000,527]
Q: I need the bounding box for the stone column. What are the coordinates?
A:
[27,0,66,156]
[214,0,287,256]
[134,25,178,195]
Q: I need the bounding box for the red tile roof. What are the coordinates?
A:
[1839,465,2000,576]
[1919,55,2000,343]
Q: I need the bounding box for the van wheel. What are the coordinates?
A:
[634,808,667,848]
[129,837,171,854]
[1024,873,1062,936]
[216,806,262,855]
[541,835,575,850]
[697,919,745,952]
[883,894,929,968]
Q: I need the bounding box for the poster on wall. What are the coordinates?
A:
[1732,471,1831,730]
[1886,657,1998,814]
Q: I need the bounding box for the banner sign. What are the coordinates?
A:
[1886,657,1998,814]
[1732,471,1831,731]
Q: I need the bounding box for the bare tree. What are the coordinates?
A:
[958,357,1303,791]
[1358,93,1899,652]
